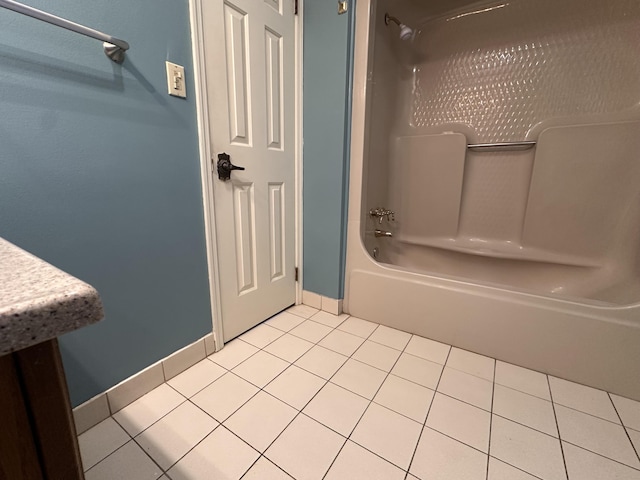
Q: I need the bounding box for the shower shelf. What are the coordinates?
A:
[467,141,536,151]
[394,234,601,268]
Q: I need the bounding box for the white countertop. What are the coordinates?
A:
[0,237,103,355]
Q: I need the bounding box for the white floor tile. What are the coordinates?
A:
[351,403,422,469]
[294,345,348,380]
[446,348,495,381]
[391,353,443,389]
[232,350,289,388]
[224,391,297,452]
[405,335,451,364]
[289,319,333,343]
[374,374,434,423]
[325,440,406,480]
[287,304,320,319]
[112,384,185,437]
[555,404,640,468]
[495,361,550,400]
[437,367,493,411]
[550,376,619,423]
[303,382,370,436]
[310,311,348,328]
[79,417,130,471]
[611,394,640,431]
[191,372,259,422]
[493,384,558,437]
[337,316,378,338]
[426,393,491,453]
[490,415,567,480]
[242,456,293,479]
[368,325,411,351]
[265,414,345,480]
[563,441,640,480]
[135,401,217,470]
[264,334,314,363]
[167,359,226,398]
[331,359,387,400]
[267,311,305,332]
[167,427,259,480]
[487,457,539,480]
[265,364,326,410]
[352,340,401,372]
[209,339,258,370]
[85,441,162,480]
[318,329,365,356]
[410,427,488,480]
[239,324,285,349]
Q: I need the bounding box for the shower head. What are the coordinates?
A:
[385,13,414,41]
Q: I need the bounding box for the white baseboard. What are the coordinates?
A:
[302,290,343,315]
[73,332,216,434]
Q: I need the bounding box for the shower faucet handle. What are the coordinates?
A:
[369,207,395,224]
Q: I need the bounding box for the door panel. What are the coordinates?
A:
[203,0,296,341]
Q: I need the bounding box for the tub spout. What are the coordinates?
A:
[374,229,393,238]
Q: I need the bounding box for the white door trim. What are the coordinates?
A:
[188,0,303,351]
[294,0,304,305]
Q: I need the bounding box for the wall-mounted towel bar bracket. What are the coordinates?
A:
[0,0,130,63]
[467,141,536,152]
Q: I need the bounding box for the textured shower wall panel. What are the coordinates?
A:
[456,149,534,242]
[392,0,640,247]
[392,134,467,241]
[523,121,640,260]
[409,0,640,142]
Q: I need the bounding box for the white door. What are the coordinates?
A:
[202,0,296,341]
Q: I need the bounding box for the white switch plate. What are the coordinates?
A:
[166,61,186,98]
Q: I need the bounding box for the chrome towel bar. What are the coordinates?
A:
[467,141,536,151]
[0,0,129,63]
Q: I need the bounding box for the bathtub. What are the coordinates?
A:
[344,0,640,400]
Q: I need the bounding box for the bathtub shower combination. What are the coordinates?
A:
[345,0,640,399]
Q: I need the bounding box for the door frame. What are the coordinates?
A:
[188,0,304,352]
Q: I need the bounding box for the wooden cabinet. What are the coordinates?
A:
[0,339,83,480]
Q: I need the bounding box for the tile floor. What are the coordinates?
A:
[79,306,640,480]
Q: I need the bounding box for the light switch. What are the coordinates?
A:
[166,61,186,98]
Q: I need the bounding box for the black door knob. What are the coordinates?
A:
[216,152,245,181]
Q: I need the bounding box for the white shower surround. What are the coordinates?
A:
[344,0,640,400]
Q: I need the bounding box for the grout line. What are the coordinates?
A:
[493,377,630,428]
[111,393,188,438]
[560,439,640,473]
[486,360,497,480]
[84,438,165,477]
[83,309,339,478]
[285,305,321,319]
[490,413,559,440]
[494,378,551,402]
[417,425,489,456]
[547,375,570,480]
[217,313,355,477]
[609,391,640,464]
[488,456,545,480]
[131,434,172,475]
[320,327,414,478]
[405,345,453,476]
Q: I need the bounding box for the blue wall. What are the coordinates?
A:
[0,0,212,406]
[303,0,355,299]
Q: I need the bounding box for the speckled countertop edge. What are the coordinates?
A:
[0,237,104,356]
